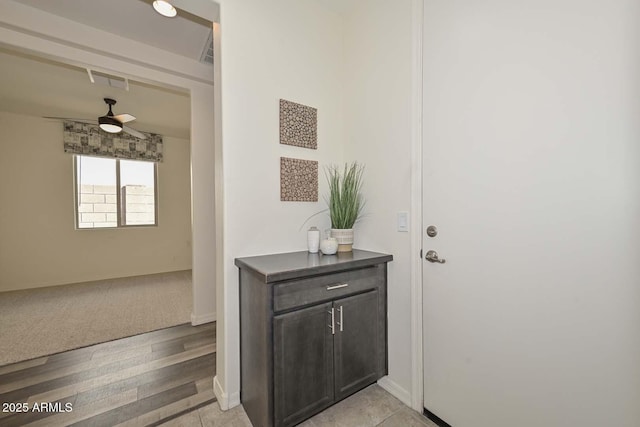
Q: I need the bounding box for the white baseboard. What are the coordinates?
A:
[191,311,216,326]
[378,376,412,407]
[213,375,241,410]
[229,390,240,408]
[213,375,228,410]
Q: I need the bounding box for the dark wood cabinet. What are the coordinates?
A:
[236,250,392,427]
[333,290,381,401]
[273,302,334,426]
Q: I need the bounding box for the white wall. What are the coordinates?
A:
[0,111,192,292]
[191,85,217,325]
[341,0,416,405]
[213,0,346,408]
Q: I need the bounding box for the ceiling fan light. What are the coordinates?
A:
[99,116,123,133]
[153,0,177,18]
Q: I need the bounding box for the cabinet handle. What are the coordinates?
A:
[326,283,349,291]
[337,306,343,332]
[328,308,335,335]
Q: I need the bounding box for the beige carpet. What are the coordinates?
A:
[0,270,192,366]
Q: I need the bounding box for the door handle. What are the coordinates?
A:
[328,308,335,335]
[337,306,343,332]
[425,250,446,264]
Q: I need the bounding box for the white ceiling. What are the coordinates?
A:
[15,0,213,63]
[0,0,216,139]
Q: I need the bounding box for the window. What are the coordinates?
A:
[75,155,157,228]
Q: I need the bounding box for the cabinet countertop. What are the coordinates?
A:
[235,249,393,283]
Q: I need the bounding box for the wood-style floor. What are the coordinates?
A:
[0,322,215,427]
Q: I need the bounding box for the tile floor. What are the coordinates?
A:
[163,384,437,427]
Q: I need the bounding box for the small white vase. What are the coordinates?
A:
[307,226,320,253]
[330,228,354,253]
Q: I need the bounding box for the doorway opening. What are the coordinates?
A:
[0,0,220,365]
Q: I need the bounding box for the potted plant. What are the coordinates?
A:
[326,162,365,252]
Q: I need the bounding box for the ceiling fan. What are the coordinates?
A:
[46,98,147,140]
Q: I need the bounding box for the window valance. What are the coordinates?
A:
[63,121,163,162]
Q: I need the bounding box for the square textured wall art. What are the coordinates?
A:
[279,99,317,149]
[280,157,318,202]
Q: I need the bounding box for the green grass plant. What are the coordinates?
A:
[326,162,365,229]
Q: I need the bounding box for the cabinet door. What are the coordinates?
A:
[273,302,334,427]
[334,290,380,400]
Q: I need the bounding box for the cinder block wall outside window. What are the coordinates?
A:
[78,185,117,228]
[121,185,155,225]
[78,185,154,228]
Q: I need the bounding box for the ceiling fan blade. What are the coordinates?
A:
[123,125,147,140]
[114,113,136,123]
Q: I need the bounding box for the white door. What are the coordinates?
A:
[421,1,640,427]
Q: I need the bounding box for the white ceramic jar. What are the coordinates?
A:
[320,237,338,255]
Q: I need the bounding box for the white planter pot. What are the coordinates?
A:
[330,228,354,252]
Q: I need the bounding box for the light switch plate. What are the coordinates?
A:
[397,212,409,232]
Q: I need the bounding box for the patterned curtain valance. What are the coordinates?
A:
[63,121,163,162]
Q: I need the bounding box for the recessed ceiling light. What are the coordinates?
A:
[153,0,177,18]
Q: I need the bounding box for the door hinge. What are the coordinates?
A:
[420,249,423,259]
